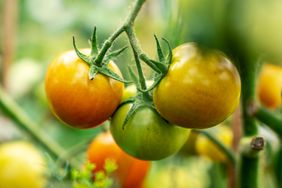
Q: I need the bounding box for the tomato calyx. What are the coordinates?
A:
[72,27,131,83]
[139,35,173,92]
[121,95,155,129]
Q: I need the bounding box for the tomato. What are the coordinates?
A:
[110,104,190,160]
[144,157,211,188]
[87,132,150,188]
[179,131,199,156]
[257,63,282,109]
[45,49,124,129]
[195,125,233,162]
[121,81,153,102]
[153,43,241,129]
[121,84,137,102]
[0,141,47,188]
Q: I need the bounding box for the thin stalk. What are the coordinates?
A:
[0,88,64,159]
[194,130,236,165]
[95,0,147,64]
[125,27,147,92]
[238,60,260,188]
[253,106,282,137]
[125,0,146,26]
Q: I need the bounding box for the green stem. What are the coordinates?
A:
[125,27,147,92]
[94,28,124,64]
[95,0,147,65]
[56,138,91,169]
[194,130,236,165]
[124,0,146,26]
[0,88,64,159]
[253,106,282,137]
[238,60,260,188]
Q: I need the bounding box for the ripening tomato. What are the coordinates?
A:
[0,141,47,188]
[87,132,150,188]
[121,81,153,102]
[110,104,190,160]
[195,125,233,162]
[45,49,124,129]
[257,63,282,109]
[153,43,241,129]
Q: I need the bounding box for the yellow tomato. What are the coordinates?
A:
[258,63,282,109]
[195,125,233,162]
[0,141,47,188]
[154,43,241,129]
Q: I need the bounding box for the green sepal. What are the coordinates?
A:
[140,74,163,92]
[138,36,173,92]
[72,36,91,65]
[104,46,128,63]
[127,66,140,88]
[90,27,99,56]
[73,28,129,83]
[96,65,132,83]
[162,37,173,66]
[149,59,167,73]
[122,102,140,130]
[121,97,156,129]
[89,65,98,80]
[154,35,165,62]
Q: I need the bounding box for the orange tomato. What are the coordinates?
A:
[87,132,150,188]
[258,63,282,109]
[45,49,124,129]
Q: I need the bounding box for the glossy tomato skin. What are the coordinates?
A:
[87,132,150,188]
[0,141,46,188]
[258,63,282,109]
[153,43,241,129]
[110,104,190,160]
[45,49,124,129]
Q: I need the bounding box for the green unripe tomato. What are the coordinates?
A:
[110,104,190,160]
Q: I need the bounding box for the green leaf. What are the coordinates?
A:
[72,36,91,65]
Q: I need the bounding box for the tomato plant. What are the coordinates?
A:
[153,43,241,129]
[195,125,233,162]
[87,131,150,188]
[0,141,47,188]
[257,63,282,109]
[45,49,124,129]
[110,103,190,161]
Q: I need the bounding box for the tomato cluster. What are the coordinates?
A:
[45,42,241,161]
